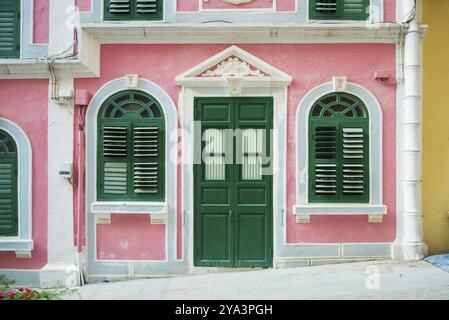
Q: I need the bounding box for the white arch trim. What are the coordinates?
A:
[0,118,33,258]
[85,77,182,276]
[293,81,387,220]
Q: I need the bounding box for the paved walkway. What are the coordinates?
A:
[66,260,449,300]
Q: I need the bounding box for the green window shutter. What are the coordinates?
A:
[0,130,18,237]
[309,93,369,203]
[310,0,340,20]
[340,123,369,202]
[104,0,163,21]
[105,0,132,20]
[310,123,339,202]
[310,0,369,20]
[132,125,164,199]
[0,0,20,59]
[97,90,165,202]
[342,0,370,20]
[100,126,129,197]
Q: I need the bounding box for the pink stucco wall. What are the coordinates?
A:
[277,0,296,12]
[75,0,92,12]
[384,0,397,22]
[0,80,48,269]
[177,0,199,12]
[97,215,165,260]
[33,0,49,44]
[76,43,396,261]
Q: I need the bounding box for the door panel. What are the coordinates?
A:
[194,97,273,267]
[234,98,272,267]
[200,212,232,264]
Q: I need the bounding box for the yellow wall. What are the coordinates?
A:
[422,0,449,254]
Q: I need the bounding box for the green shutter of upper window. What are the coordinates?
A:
[310,0,370,20]
[309,93,369,203]
[0,0,20,58]
[104,0,163,21]
[98,90,165,202]
[0,130,18,237]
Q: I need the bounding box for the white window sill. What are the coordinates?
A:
[91,201,168,225]
[0,239,34,258]
[293,204,387,223]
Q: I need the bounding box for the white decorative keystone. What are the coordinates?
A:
[126,74,139,88]
[333,76,347,92]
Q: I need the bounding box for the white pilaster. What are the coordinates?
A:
[41,0,78,288]
[394,0,428,261]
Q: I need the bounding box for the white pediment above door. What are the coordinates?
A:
[175,46,292,94]
[222,0,254,4]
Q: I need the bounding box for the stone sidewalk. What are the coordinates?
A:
[66,260,449,300]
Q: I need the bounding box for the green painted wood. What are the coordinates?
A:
[309,92,369,203]
[0,0,20,59]
[194,97,273,267]
[0,129,18,237]
[310,0,369,20]
[97,90,165,201]
[104,0,163,21]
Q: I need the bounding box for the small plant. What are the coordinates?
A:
[0,274,78,300]
[0,287,78,300]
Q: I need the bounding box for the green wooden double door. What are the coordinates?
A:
[194,97,273,267]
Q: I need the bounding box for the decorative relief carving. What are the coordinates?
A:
[201,57,265,77]
[222,0,254,5]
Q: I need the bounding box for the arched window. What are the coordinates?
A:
[309,92,369,203]
[97,90,165,201]
[0,129,18,236]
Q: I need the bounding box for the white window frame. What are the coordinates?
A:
[0,118,33,258]
[293,81,387,222]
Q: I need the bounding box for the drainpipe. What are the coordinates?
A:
[74,90,91,286]
[397,0,428,260]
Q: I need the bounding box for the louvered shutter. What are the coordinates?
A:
[310,0,340,19]
[135,0,161,18]
[340,123,369,202]
[310,0,369,20]
[0,0,20,58]
[100,126,129,196]
[132,125,163,198]
[310,122,369,203]
[342,0,370,20]
[104,0,162,20]
[105,0,132,20]
[310,123,338,201]
[0,159,17,236]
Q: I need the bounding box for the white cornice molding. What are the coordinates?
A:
[0,28,100,79]
[81,23,405,44]
[0,23,427,79]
